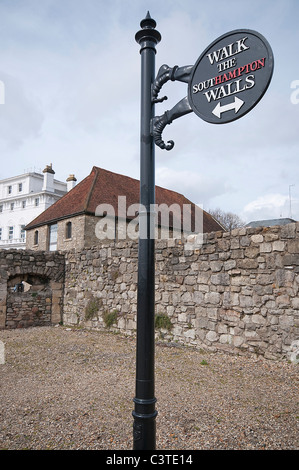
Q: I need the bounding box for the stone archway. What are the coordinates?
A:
[6,274,52,328]
[0,250,65,330]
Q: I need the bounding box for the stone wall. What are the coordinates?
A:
[6,290,52,329]
[63,222,299,360]
[1,223,298,359]
[64,242,138,330]
[0,250,65,329]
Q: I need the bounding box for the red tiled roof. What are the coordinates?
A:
[25,166,224,233]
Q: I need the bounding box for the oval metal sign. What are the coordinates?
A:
[188,29,274,124]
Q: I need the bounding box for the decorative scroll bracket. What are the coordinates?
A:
[150,64,194,150]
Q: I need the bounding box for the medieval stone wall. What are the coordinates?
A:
[6,290,52,329]
[63,222,299,361]
[0,250,65,329]
[1,223,299,359]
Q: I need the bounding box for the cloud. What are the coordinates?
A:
[155,166,232,206]
[0,0,298,226]
[0,72,44,149]
[242,192,298,221]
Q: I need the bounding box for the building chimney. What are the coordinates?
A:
[66,174,77,192]
[42,164,55,192]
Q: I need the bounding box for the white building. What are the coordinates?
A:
[0,164,76,249]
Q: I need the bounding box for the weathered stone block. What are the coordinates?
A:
[251,234,263,243]
[279,315,294,328]
[238,259,259,269]
[185,275,196,285]
[217,239,230,251]
[223,292,239,307]
[244,246,260,258]
[252,314,267,325]
[273,241,285,251]
[276,294,290,307]
[240,295,253,308]
[260,243,272,253]
[211,273,230,286]
[210,260,222,272]
[206,331,218,342]
[224,260,236,270]
[220,334,232,344]
[233,336,244,347]
[281,223,296,239]
[205,292,221,304]
[184,329,196,339]
[288,240,299,253]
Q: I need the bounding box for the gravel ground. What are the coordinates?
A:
[0,325,298,451]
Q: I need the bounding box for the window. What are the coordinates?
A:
[0,205,3,213]
[0,228,2,240]
[20,225,26,241]
[8,185,12,195]
[22,200,26,209]
[18,183,22,192]
[48,224,58,251]
[34,230,39,245]
[35,198,40,207]
[8,226,13,240]
[66,221,72,239]
[10,202,14,211]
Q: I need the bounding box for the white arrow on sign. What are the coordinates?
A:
[212,96,244,118]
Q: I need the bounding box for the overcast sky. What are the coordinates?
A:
[0,0,298,223]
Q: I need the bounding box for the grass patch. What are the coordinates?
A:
[155,313,172,331]
[103,309,119,328]
[85,296,102,321]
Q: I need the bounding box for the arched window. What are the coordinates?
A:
[34,230,39,245]
[66,221,72,239]
[48,224,58,251]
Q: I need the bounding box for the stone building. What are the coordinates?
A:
[25,166,224,251]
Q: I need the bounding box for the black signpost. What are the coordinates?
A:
[134,13,273,451]
[133,13,160,451]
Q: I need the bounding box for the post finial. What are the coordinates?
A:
[140,11,156,29]
[135,13,161,48]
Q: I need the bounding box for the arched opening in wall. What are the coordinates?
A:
[6,274,52,329]
[34,230,39,246]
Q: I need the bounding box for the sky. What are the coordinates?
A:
[0,0,298,224]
